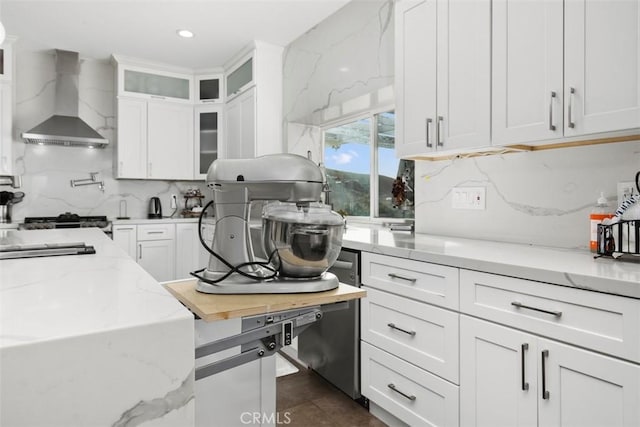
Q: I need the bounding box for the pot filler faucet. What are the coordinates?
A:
[195,153,339,294]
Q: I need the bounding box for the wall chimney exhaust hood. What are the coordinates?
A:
[21,50,108,148]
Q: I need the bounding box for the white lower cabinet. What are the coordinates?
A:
[360,252,460,427]
[137,239,175,282]
[112,225,137,258]
[361,341,459,427]
[460,315,640,427]
[176,223,206,279]
[195,317,276,427]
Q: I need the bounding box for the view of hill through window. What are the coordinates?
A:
[323,111,414,219]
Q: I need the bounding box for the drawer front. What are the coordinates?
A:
[137,223,176,241]
[460,269,640,363]
[362,286,459,383]
[361,342,459,427]
[362,252,459,309]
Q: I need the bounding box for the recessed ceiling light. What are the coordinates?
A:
[177,29,194,38]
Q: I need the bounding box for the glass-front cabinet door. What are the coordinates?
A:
[195,105,223,179]
[115,61,193,103]
[226,56,253,99]
[197,74,223,104]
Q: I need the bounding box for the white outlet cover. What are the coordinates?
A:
[452,187,486,210]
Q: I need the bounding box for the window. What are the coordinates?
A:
[323,111,414,219]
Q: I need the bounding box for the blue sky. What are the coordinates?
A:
[324,143,398,177]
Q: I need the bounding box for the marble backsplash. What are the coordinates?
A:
[9,50,209,222]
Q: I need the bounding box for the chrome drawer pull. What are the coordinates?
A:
[426,118,433,148]
[541,350,550,399]
[521,343,529,391]
[568,87,576,128]
[388,383,416,401]
[387,273,417,283]
[147,231,164,234]
[387,323,416,336]
[511,301,562,318]
[549,91,557,131]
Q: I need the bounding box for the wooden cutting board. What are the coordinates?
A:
[163,278,366,322]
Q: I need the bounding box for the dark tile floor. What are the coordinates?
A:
[276,355,387,427]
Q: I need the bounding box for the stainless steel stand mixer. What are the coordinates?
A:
[193,154,345,294]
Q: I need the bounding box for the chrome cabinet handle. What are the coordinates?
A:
[387,323,416,336]
[549,91,557,131]
[426,118,433,148]
[437,116,444,147]
[521,343,529,391]
[387,273,417,283]
[541,350,550,399]
[568,87,575,128]
[117,227,135,231]
[147,231,164,234]
[138,243,142,260]
[388,383,416,401]
[150,95,166,100]
[511,301,562,318]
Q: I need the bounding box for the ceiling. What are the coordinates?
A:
[3,0,351,70]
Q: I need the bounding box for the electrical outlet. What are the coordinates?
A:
[170,194,177,209]
[617,181,638,208]
[452,187,486,210]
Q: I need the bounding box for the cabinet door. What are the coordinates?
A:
[436,0,491,150]
[538,338,640,427]
[395,0,437,157]
[116,98,147,179]
[196,75,223,104]
[460,316,538,427]
[112,225,137,259]
[176,223,202,279]
[225,87,255,159]
[492,0,563,145]
[195,105,222,179]
[137,240,175,282]
[147,102,194,180]
[0,84,11,175]
[564,0,640,136]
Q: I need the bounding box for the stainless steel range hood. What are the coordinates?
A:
[21,50,108,148]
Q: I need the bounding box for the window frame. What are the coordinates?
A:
[321,106,413,223]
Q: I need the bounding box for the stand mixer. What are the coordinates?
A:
[194,153,344,294]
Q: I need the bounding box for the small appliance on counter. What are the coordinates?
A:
[192,153,344,294]
[148,197,162,219]
[0,191,25,224]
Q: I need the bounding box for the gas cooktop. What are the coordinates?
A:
[21,212,110,230]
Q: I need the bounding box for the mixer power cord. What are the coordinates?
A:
[189,200,280,284]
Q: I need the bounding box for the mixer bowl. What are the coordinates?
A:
[262,202,344,279]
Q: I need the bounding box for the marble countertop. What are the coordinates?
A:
[341,226,640,299]
[0,228,193,349]
[111,216,207,224]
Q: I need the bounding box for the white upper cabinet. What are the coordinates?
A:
[395,0,437,157]
[116,98,147,179]
[564,0,640,136]
[196,73,223,104]
[395,0,491,158]
[0,37,15,175]
[223,41,283,159]
[195,104,223,178]
[492,0,564,145]
[147,102,194,180]
[116,98,194,180]
[114,58,193,103]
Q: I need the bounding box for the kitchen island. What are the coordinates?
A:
[0,228,195,427]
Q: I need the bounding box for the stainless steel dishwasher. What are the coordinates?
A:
[298,248,363,402]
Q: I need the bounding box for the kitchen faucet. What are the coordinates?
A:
[70,172,104,191]
[0,175,22,188]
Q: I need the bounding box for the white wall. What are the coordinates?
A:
[11,50,209,221]
[282,0,640,249]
